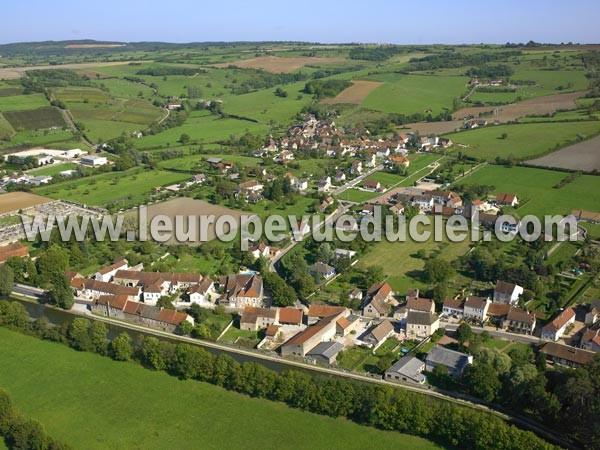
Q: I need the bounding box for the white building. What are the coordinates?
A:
[493,281,524,305]
[541,308,576,342]
[81,155,108,167]
[464,296,491,323]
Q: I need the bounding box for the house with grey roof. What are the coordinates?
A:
[425,346,473,379]
[385,356,426,384]
[306,341,345,365]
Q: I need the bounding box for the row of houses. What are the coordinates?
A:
[91,295,194,333]
[71,259,265,309]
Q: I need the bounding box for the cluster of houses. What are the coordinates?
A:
[68,258,266,331]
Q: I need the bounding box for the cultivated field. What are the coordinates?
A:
[0,328,440,450]
[213,55,345,73]
[361,73,468,115]
[453,91,586,122]
[3,106,66,130]
[0,192,53,214]
[0,61,146,80]
[400,91,589,136]
[137,197,249,244]
[445,121,600,161]
[526,134,600,171]
[321,80,383,104]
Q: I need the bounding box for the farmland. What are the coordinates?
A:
[34,168,189,208]
[454,165,600,217]
[322,80,383,104]
[526,134,600,171]
[138,197,249,244]
[0,192,53,215]
[0,328,440,450]
[3,106,66,130]
[446,121,600,161]
[361,73,468,115]
[136,110,269,148]
[213,55,346,73]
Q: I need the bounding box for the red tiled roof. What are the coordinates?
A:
[543,308,575,332]
[278,307,303,324]
[407,297,434,312]
[307,304,346,318]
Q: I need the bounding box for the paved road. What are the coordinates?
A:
[13,283,46,300]
[330,164,383,195]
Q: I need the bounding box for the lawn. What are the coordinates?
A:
[362,74,469,116]
[581,222,600,240]
[454,165,600,217]
[29,162,79,176]
[0,328,442,450]
[445,121,600,161]
[34,168,189,208]
[357,221,473,294]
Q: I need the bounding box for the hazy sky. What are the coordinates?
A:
[2,0,599,45]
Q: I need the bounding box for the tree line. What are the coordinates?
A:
[0,388,70,450]
[0,300,558,450]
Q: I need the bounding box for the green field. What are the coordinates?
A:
[446,121,600,161]
[0,129,77,150]
[157,153,260,171]
[136,110,269,149]
[0,93,49,111]
[362,74,468,115]
[0,327,441,450]
[454,165,600,217]
[3,106,66,131]
[29,162,79,176]
[35,168,189,208]
[52,87,112,104]
[357,221,473,293]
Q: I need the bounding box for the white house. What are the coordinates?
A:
[318,176,331,193]
[464,296,491,323]
[188,278,215,307]
[94,259,129,283]
[542,308,576,342]
[442,298,464,319]
[493,281,524,305]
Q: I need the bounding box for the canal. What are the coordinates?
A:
[10,297,299,374]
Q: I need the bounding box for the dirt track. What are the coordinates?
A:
[0,192,53,215]
[213,56,345,74]
[322,80,382,104]
[526,134,600,171]
[0,61,146,80]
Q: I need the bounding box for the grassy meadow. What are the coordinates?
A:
[0,327,442,450]
[454,165,600,217]
[446,121,600,161]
